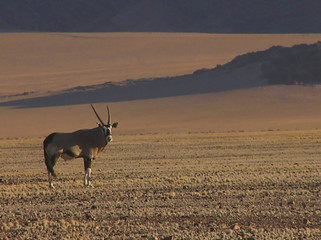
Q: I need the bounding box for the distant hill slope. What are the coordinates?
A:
[219,41,321,85]
[1,41,320,108]
[1,0,321,33]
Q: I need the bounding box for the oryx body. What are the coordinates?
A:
[43,105,118,188]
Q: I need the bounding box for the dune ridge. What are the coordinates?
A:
[2,41,321,108]
[1,33,321,97]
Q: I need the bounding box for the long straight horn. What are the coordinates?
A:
[107,106,111,125]
[91,104,106,126]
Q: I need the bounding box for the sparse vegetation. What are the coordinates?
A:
[0,131,321,239]
[261,42,321,85]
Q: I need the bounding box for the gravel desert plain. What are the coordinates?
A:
[1,33,321,239]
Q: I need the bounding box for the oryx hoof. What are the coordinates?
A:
[84,183,94,188]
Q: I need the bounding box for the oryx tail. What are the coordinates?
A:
[43,133,57,177]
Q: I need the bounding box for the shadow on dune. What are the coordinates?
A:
[0,63,265,108]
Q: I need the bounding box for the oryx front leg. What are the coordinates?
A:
[84,168,92,187]
[48,172,54,188]
[84,158,93,187]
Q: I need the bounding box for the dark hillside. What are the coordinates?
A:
[261,43,321,85]
[219,41,321,85]
[1,0,321,33]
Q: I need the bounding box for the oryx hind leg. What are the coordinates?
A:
[84,158,93,187]
[45,154,58,188]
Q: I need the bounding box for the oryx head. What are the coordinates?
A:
[91,104,118,142]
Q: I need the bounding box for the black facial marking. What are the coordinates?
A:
[106,128,111,136]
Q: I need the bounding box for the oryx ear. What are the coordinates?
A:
[112,122,118,128]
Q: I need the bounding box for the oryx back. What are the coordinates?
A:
[44,127,106,161]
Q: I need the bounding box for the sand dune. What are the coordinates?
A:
[0,62,266,108]
[1,33,321,138]
[1,33,321,97]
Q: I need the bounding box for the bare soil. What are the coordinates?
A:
[1,131,320,239]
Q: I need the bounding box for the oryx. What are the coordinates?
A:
[43,104,118,188]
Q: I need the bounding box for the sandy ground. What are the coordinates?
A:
[1,85,321,138]
[1,131,321,239]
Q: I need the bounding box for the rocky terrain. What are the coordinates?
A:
[1,131,321,239]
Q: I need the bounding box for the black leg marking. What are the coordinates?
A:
[83,158,93,187]
[84,158,92,170]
